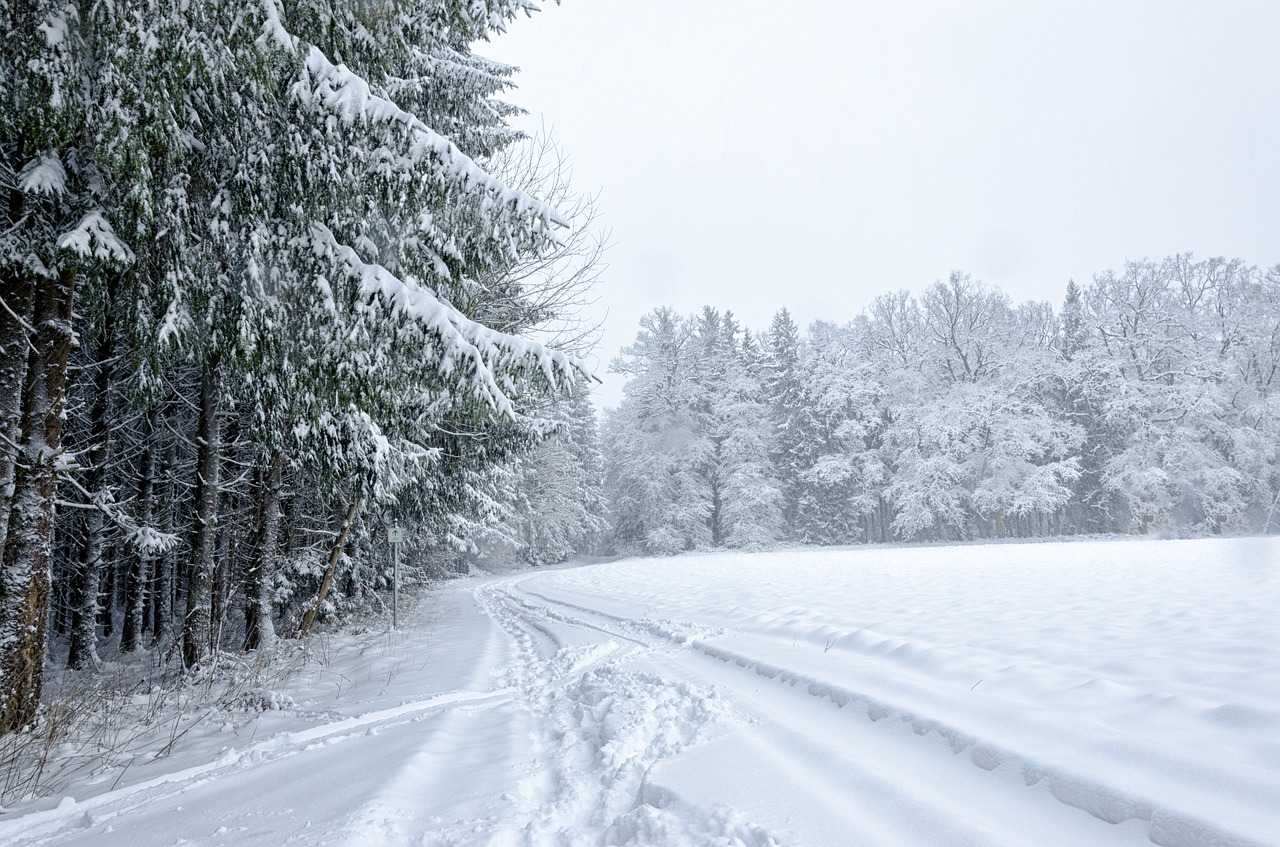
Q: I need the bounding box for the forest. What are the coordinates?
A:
[0,0,599,734]
[3,0,1278,746]
[604,259,1280,554]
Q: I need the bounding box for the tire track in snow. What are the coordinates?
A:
[504,582,1039,844]
[469,580,784,845]
[507,577,1272,847]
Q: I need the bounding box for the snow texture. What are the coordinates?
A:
[18,154,67,197]
[56,211,134,264]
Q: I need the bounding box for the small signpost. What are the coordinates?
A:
[388,524,402,629]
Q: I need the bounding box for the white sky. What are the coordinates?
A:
[485,0,1280,407]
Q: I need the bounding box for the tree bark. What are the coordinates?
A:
[0,269,76,733]
[243,449,281,651]
[182,356,221,669]
[0,272,34,558]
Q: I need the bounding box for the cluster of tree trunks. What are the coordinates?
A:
[0,274,362,731]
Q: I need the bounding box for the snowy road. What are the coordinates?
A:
[3,538,1278,846]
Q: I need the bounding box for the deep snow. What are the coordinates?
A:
[1,536,1277,846]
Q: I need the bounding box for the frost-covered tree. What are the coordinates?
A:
[602,257,1280,548]
[605,309,712,554]
[604,307,783,553]
[762,308,808,537]
[792,320,890,543]
[705,320,782,548]
[1079,256,1277,534]
[484,389,609,566]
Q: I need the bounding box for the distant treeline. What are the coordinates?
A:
[601,256,1280,553]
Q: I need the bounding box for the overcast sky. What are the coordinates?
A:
[485,0,1280,407]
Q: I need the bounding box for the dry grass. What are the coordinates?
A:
[0,640,324,806]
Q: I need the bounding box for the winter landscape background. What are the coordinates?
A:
[1,1,1279,845]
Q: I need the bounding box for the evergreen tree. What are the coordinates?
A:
[1,0,596,722]
[762,308,807,537]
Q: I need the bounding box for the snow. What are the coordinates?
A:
[2,537,1277,846]
[18,154,68,197]
[37,5,74,48]
[309,223,584,415]
[56,211,134,264]
[293,44,567,231]
[257,0,297,52]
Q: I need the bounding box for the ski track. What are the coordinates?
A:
[496,568,1278,847]
[3,540,1277,846]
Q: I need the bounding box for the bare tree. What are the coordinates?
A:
[473,129,610,358]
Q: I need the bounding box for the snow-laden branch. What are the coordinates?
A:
[57,210,135,263]
[309,223,589,415]
[60,474,178,555]
[298,46,566,229]
[18,152,68,197]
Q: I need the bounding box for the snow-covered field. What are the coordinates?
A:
[2,537,1277,846]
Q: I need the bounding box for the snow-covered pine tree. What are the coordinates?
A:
[0,0,175,730]
[761,308,807,537]
[1056,279,1112,534]
[3,0,594,710]
[122,0,591,656]
[605,308,712,554]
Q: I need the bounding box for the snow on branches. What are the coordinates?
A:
[308,222,585,415]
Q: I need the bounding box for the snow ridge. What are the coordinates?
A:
[689,640,1267,847]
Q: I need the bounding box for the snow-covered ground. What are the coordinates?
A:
[2,537,1277,846]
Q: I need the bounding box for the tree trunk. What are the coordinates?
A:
[243,449,282,651]
[0,269,76,734]
[182,356,221,669]
[150,422,177,645]
[98,547,116,636]
[211,513,236,652]
[67,320,117,669]
[150,541,173,647]
[298,494,360,638]
[51,521,76,637]
[121,409,156,653]
[0,271,35,558]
